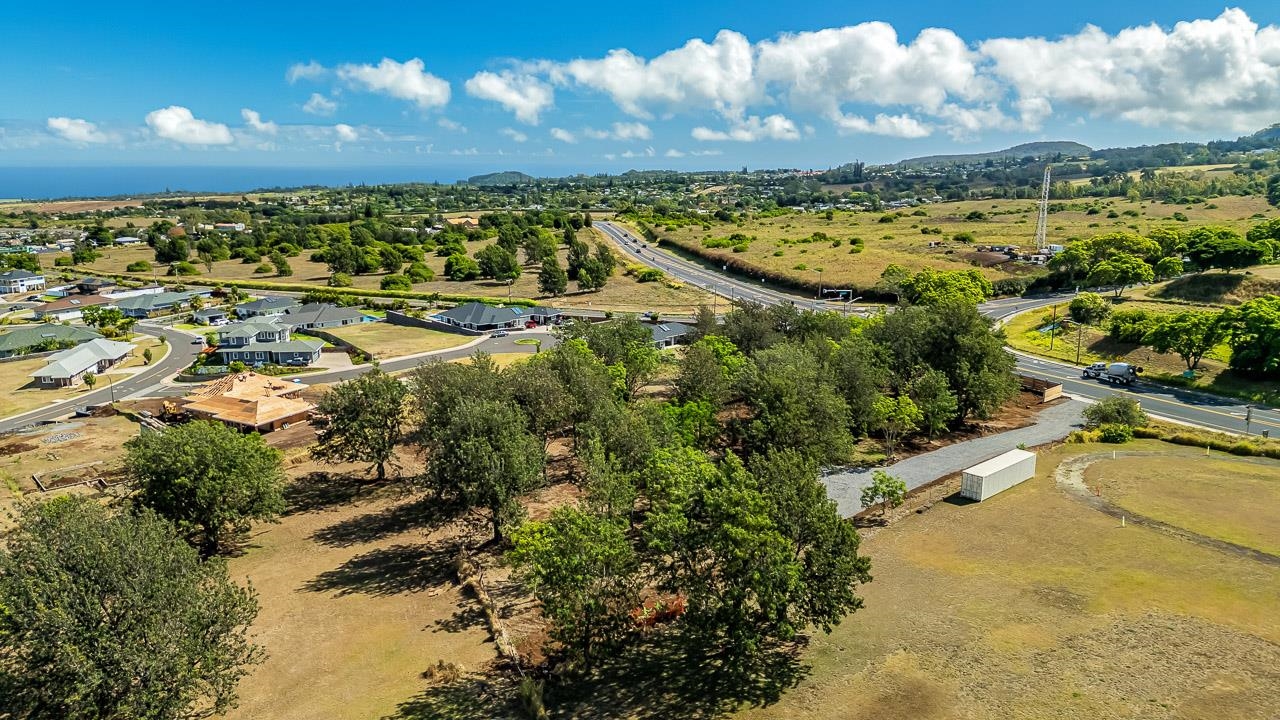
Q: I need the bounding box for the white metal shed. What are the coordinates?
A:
[960,448,1037,502]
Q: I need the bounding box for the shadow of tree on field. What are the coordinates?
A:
[433,601,486,635]
[542,635,809,720]
[310,494,459,548]
[283,471,387,515]
[385,673,520,720]
[302,541,455,597]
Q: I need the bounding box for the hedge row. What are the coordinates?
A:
[1133,423,1280,459]
[74,268,540,308]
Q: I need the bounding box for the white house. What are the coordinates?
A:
[30,338,134,387]
[0,269,46,294]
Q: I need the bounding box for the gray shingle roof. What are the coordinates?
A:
[0,269,42,280]
[650,322,691,344]
[236,297,299,315]
[0,324,100,353]
[283,303,368,327]
[31,338,134,379]
[435,302,560,327]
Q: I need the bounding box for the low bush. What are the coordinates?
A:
[125,260,151,272]
[1098,424,1134,443]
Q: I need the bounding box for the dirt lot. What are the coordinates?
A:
[0,414,140,525]
[323,323,475,360]
[737,441,1280,720]
[641,194,1275,290]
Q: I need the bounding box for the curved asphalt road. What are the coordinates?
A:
[0,323,204,433]
[598,220,1280,438]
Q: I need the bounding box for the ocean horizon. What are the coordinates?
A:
[0,165,513,201]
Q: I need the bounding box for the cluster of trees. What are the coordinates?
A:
[0,421,285,716]
[1070,291,1280,377]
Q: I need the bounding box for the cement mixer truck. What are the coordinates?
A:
[1082,362,1141,386]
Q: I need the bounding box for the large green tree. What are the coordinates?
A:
[537,256,569,297]
[1143,311,1226,371]
[311,367,407,480]
[1086,253,1154,297]
[125,420,286,556]
[1223,296,1280,377]
[507,507,639,669]
[0,497,262,719]
[424,398,545,542]
[738,343,852,464]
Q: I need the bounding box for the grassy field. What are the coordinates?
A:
[224,458,496,720]
[1084,454,1280,556]
[0,337,166,419]
[736,441,1280,720]
[641,195,1275,290]
[51,227,717,314]
[322,322,475,360]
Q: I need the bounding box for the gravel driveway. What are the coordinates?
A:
[823,399,1086,517]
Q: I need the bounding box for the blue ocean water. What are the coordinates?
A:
[0,166,489,200]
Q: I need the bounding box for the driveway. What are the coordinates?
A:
[822,399,1086,517]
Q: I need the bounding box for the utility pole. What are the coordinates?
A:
[1245,404,1253,434]
[1049,304,1057,352]
[1075,320,1084,365]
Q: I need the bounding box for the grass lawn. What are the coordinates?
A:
[323,322,474,360]
[637,194,1276,290]
[1084,454,1280,556]
[450,351,532,369]
[53,227,717,314]
[735,441,1280,720]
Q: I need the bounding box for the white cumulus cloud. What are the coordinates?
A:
[500,127,529,143]
[240,108,278,135]
[287,60,327,83]
[981,8,1280,132]
[333,124,359,142]
[664,148,686,158]
[830,112,932,138]
[337,57,450,109]
[145,106,233,145]
[437,117,466,132]
[465,71,554,124]
[46,117,110,144]
[692,114,800,142]
[550,127,576,143]
[303,93,338,116]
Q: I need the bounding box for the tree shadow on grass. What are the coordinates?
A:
[283,471,387,515]
[302,541,455,597]
[385,674,520,720]
[546,634,809,719]
[310,494,459,548]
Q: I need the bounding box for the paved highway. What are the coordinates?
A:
[598,220,1280,438]
[0,323,204,433]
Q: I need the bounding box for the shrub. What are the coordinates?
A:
[54,256,74,267]
[1069,292,1111,325]
[952,232,975,243]
[878,214,897,224]
[635,268,665,282]
[1108,309,1159,343]
[1098,423,1133,443]
[380,274,412,291]
[328,272,353,288]
[405,262,434,283]
[170,262,199,276]
[253,263,273,274]
[125,260,152,272]
[1083,395,1148,428]
[965,210,987,221]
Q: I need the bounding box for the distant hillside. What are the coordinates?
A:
[897,141,1093,168]
[464,171,535,186]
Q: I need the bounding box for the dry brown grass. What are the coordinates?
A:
[322,322,474,360]
[736,441,1280,720]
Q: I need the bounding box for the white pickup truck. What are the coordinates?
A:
[1082,362,1141,386]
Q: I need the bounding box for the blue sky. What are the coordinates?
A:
[2,1,1279,175]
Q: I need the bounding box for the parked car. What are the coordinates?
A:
[190,337,205,345]
[492,330,509,338]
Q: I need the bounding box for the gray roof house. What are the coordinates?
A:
[116,290,212,318]
[282,303,374,330]
[0,269,46,294]
[193,307,230,325]
[30,338,133,387]
[0,324,101,358]
[235,296,299,319]
[649,322,692,348]
[215,319,322,366]
[433,302,562,331]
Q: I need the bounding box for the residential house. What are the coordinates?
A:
[0,269,46,294]
[649,322,691,348]
[215,319,323,366]
[0,324,101,358]
[192,307,230,326]
[445,217,480,230]
[116,290,211,318]
[29,338,133,387]
[235,296,299,319]
[74,277,117,295]
[32,294,116,322]
[181,372,314,432]
[213,222,246,233]
[281,303,374,331]
[433,302,562,331]
[113,236,145,246]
